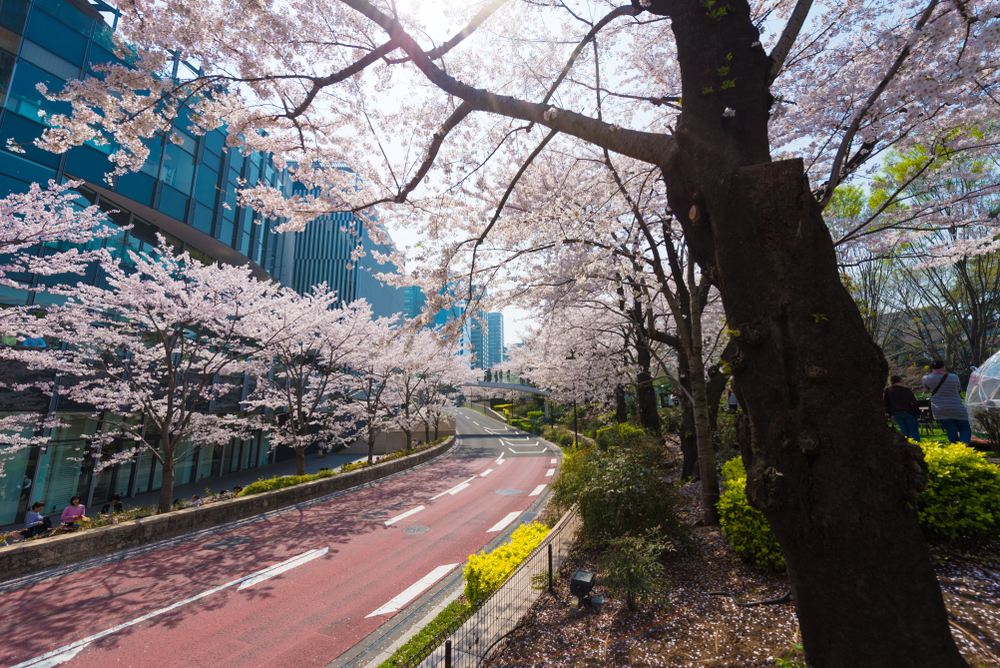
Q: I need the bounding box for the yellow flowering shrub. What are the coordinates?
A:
[918,440,1000,541]
[463,522,550,605]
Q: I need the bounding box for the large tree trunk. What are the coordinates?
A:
[687,279,720,525]
[653,0,965,663]
[157,456,175,514]
[614,385,628,424]
[634,335,661,436]
[295,447,306,476]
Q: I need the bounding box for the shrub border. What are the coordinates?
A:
[0,437,456,582]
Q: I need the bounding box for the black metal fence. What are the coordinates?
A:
[407,506,582,668]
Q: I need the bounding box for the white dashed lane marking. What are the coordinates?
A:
[385,506,425,526]
[529,484,546,497]
[488,511,525,533]
[365,564,459,618]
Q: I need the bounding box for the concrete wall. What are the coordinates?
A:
[341,420,456,455]
[0,437,456,582]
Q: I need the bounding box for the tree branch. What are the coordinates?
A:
[339,0,675,166]
[768,0,814,84]
[821,0,941,208]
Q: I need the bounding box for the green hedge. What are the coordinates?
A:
[595,423,646,450]
[717,458,785,572]
[463,523,549,605]
[238,469,339,496]
[718,443,1000,571]
[919,441,1000,541]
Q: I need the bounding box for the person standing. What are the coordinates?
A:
[922,360,971,444]
[884,376,921,442]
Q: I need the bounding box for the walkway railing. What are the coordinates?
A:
[408,506,581,668]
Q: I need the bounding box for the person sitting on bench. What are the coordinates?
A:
[21,502,52,538]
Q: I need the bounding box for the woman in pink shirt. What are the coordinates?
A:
[60,496,87,527]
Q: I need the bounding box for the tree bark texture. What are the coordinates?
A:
[296,447,307,476]
[652,0,965,663]
[157,457,175,514]
[634,330,662,436]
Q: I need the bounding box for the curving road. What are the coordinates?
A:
[0,408,558,668]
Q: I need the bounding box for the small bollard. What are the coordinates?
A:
[445,639,452,668]
[548,544,553,593]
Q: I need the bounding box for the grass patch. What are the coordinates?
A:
[377,597,472,668]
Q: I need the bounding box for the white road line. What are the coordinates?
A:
[385,506,426,526]
[480,469,493,477]
[10,549,325,668]
[546,468,555,477]
[430,476,477,501]
[530,484,546,497]
[488,511,524,533]
[448,483,471,495]
[365,564,459,618]
[496,458,504,465]
[238,548,328,590]
[551,458,557,464]
[509,448,517,454]
[495,454,504,464]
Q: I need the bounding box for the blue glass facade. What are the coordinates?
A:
[0,0,401,526]
[0,0,294,315]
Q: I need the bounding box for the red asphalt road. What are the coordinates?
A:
[0,436,553,667]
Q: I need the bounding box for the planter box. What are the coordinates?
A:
[0,437,455,582]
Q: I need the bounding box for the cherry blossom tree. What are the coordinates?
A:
[22,0,1000,662]
[346,318,404,464]
[7,237,287,512]
[245,289,382,475]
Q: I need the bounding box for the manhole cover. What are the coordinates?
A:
[202,536,253,550]
[495,489,522,496]
[360,512,387,519]
[402,526,430,535]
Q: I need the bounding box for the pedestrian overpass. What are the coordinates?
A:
[461,377,552,417]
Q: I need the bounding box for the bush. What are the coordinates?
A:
[595,423,646,450]
[659,407,683,434]
[714,412,737,449]
[973,407,1000,447]
[463,522,549,605]
[576,446,685,542]
[919,440,1000,542]
[601,529,673,611]
[717,459,785,572]
[238,469,338,496]
[527,410,545,422]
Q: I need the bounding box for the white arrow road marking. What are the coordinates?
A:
[237,548,328,590]
[365,564,459,618]
[488,511,525,533]
[429,477,477,501]
[546,469,555,477]
[385,506,426,526]
[530,484,547,497]
[9,548,327,668]
[15,642,91,668]
[480,469,493,477]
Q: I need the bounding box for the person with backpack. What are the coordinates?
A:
[922,360,971,444]
[884,375,921,441]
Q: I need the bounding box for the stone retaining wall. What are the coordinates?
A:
[0,437,455,582]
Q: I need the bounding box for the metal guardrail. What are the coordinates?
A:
[410,506,582,668]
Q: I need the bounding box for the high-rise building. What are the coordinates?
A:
[486,312,505,368]
[0,0,403,525]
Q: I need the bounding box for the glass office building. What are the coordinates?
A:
[0,0,400,525]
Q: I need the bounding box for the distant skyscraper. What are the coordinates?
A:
[486,312,505,368]
[289,189,404,319]
[402,285,427,319]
